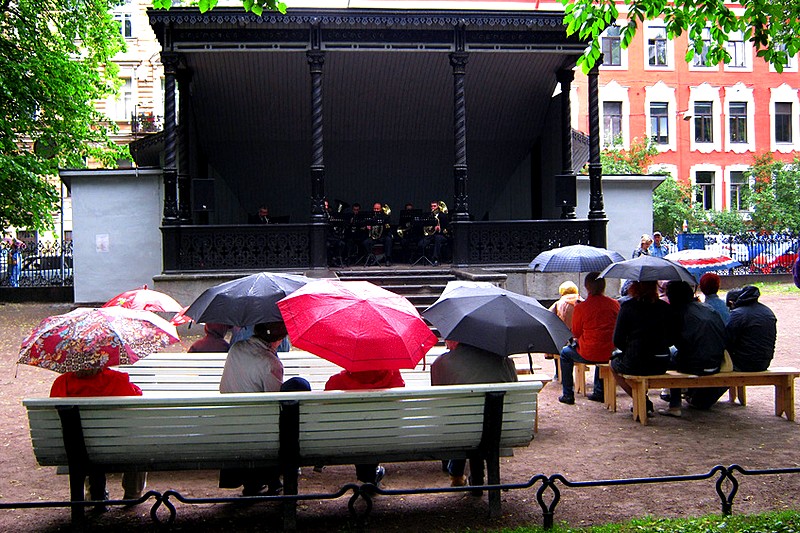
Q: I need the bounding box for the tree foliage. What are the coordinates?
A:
[652,178,692,240]
[0,0,128,234]
[561,0,800,72]
[154,0,287,15]
[743,153,800,232]
[599,136,659,174]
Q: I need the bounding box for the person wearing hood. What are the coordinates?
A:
[726,285,777,372]
[324,369,404,487]
[188,323,230,353]
[547,281,583,378]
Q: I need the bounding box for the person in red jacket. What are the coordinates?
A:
[557,272,620,405]
[187,323,230,353]
[324,369,404,485]
[50,367,147,505]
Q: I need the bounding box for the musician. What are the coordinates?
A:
[345,203,367,260]
[363,202,394,266]
[324,199,347,267]
[248,206,271,224]
[418,201,449,266]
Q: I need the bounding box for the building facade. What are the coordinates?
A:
[572,9,800,215]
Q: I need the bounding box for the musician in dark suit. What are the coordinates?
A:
[363,202,394,266]
[248,206,271,224]
[324,199,347,267]
[418,201,449,266]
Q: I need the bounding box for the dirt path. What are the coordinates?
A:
[1,292,799,532]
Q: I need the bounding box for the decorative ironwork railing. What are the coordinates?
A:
[0,464,796,528]
[0,240,73,287]
[161,224,312,271]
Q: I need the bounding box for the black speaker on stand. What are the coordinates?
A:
[192,179,215,225]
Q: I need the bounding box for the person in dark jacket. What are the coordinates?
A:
[187,323,230,353]
[609,281,676,417]
[659,281,727,417]
[726,285,777,372]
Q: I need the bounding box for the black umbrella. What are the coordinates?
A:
[598,255,696,284]
[529,244,625,273]
[422,285,572,357]
[185,272,312,326]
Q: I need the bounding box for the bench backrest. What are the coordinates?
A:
[24,381,541,471]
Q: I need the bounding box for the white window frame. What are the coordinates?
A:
[688,83,722,153]
[602,101,623,146]
[111,77,134,122]
[113,0,134,40]
[770,44,798,73]
[723,83,755,153]
[644,81,677,152]
[723,30,751,71]
[599,80,630,149]
[600,24,628,71]
[689,27,718,71]
[691,165,722,211]
[726,165,751,212]
[770,84,800,153]
[644,22,673,71]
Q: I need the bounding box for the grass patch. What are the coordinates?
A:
[487,510,800,533]
[746,282,798,295]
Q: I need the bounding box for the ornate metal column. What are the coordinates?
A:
[450,24,470,266]
[557,69,577,219]
[160,52,181,225]
[177,68,193,223]
[587,61,607,247]
[307,22,327,268]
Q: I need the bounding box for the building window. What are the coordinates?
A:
[692,28,712,67]
[695,171,715,210]
[647,26,668,66]
[775,102,793,143]
[729,171,747,211]
[113,78,133,121]
[775,44,797,70]
[694,101,713,143]
[729,102,747,143]
[650,102,669,144]
[114,12,133,38]
[725,31,746,68]
[602,26,622,66]
[603,101,622,145]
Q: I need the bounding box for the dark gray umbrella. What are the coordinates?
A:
[598,255,696,284]
[529,244,625,273]
[185,272,312,326]
[422,285,572,356]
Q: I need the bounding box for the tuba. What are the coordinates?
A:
[369,204,391,240]
[424,201,447,236]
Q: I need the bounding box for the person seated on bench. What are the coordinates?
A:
[431,339,517,493]
[658,280,727,417]
[219,321,311,496]
[188,323,230,353]
[558,272,620,405]
[699,273,730,324]
[610,281,677,416]
[324,369,405,486]
[50,366,147,505]
[546,281,583,379]
[689,285,778,410]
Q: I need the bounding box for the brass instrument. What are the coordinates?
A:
[369,204,391,240]
[423,201,448,236]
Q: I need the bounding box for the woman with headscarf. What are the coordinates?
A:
[547,281,583,379]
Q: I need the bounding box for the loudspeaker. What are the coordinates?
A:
[554,173,577,208]
[192,179,215,212]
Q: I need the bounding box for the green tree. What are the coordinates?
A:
[652,178,692,239]
[0,0,127,234]
[743,153,800,232]
[599,136,659,174]
[561,0,800,72]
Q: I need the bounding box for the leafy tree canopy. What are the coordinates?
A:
[743,153,800,233]
[561,0,800,72]
[0,0,127,234]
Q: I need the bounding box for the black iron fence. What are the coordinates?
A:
[664,232,799,275]
[0,240,73,287]
[0,463,796,528]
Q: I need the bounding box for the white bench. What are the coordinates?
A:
[24,381,542,528]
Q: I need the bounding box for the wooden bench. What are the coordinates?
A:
[620,367,800,425]
[24,382,542,528]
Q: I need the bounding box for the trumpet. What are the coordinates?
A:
[423,201,448,236]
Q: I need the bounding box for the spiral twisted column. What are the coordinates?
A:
[587,62,606,219]
[177,68,193,223]
[450,50,469,223]
[307,49,326,221]
[160,52,182,224]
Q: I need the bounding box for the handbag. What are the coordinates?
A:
[720,349,733,373]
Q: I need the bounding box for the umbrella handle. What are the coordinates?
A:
[527,346,534,374]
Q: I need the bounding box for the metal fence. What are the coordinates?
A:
[0,240,73,287]
[664,232,799,275]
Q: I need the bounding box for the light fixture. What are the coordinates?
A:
[680,111,693,121]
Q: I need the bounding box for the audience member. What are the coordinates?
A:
[558,273,620,405]
[546,281,583,378]
[609,281,676,416]
[324,369,404,486]
[632,234,652,258]
[726,285,777,372]
[658,280,727,417]
[698,273,730,323]
[219,321,309,496]
[649,231,669,257]
[187,323,230,353]
[50,367,147,506]
[431,340,517,493]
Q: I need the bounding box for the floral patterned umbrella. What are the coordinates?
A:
[103,284,183,313]
[17,307,180,373]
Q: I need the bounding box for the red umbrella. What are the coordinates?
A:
[17,307,180,373]
[277,279,437,372]
[103,284,183,313]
